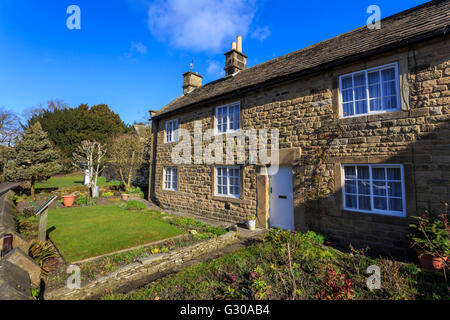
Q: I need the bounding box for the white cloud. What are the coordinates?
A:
[148,0,257,53]
[124,41,148,59]
[206,60,225,78]
[251,25,271,42]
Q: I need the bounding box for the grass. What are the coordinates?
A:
[103,230,450,300]
[47,205,185,263]
[35,173,121,189]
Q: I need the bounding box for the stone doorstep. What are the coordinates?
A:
[45,231,238,300]
[70,233,188,265]
[1,248,41,286]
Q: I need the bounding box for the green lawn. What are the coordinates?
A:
[47,206,185,263]
[35,173,121,189]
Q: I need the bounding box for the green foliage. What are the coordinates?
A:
[29,240,58,275]
[102,191,115,198]
[75,196,87,206]
[5,123,62,190]
[409,208,450,256]
[124,200,147,210]
[28,103,128,165]
[125,187,144,198]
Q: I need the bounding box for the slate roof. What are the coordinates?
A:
[153,0,450,119]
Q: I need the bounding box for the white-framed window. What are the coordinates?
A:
[165,119,178,143]
[216,102,240,134]
[163,167,178,191]
[339,63,401,118]
[342,164,406,217]
[215,166,240,198]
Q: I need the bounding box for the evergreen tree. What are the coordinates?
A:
[5,122,62,199]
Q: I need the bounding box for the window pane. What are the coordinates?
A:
[383,81,396,97]
[387,168,401,180]
[381,68,395,81]
[383,96,397,110]
[342,89,353,103]
[388,182,402,197]
[345,195,357,208]
[344,166,356,179]
[343,102,354,117]
[353,73,365,86]
[357,166,370,179]
[359,196,371,210]
[355,100,367,115]
[368,71,380,85]
[354,86,366,101]
[389,198,403,211]
[372,168,385,180]
[342,76,352,89]
[345,180,356,194]
[373,181,387,196]
[358,181,370,195]
[374,197,387,210]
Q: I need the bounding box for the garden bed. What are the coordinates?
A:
[103,229,450,300]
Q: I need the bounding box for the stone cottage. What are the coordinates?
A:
[148,0,450,257]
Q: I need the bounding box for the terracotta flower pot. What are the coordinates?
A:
[415,250,449,271]
[62,195,76,207]
[121,194,129,201]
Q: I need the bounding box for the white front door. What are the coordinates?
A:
[269,167,294,231]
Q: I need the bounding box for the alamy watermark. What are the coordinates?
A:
[171,121,280,175]
[367,5,381,30]
[66,5,81,30]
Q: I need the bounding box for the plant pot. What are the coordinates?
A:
[247,220,256,231]
[121,194,129,201]
[415,250,449,271]
[62,195,76,207]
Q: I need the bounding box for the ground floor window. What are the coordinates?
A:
[215,166,240,198]
[342,164,406,217]
[163,167,178,191]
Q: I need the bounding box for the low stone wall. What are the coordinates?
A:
[0,192,39,300]
[45,231,238,300]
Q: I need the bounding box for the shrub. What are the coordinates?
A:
[29,240,58,275]
[409,204,450,257]
[75,196,87,206]
[124,200,146,211]
[102,191,115,198]
[126,187,144,198]
[315,266,354,300]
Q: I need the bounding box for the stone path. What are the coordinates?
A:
[0,182,21,196]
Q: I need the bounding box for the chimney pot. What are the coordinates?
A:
[232,42,237,50]
[236,36,242,52]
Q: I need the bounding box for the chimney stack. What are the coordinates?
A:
[182,71,202,94]
[224,35,247,76]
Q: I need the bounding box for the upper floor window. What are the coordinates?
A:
[339,63,400,118]
[216,102,240,134]
[342,164,406,217]
[163,167,178,191]
[165,119,178,143]
[215,166,240,198]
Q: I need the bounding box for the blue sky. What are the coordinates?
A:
[0,0,429,125]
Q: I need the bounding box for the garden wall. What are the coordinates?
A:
[0,192,37,300]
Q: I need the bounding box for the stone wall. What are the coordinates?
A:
[0,192,37,300]
[151,36,450,258]
[46,231,238,300]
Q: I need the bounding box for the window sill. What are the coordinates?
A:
[342,209,406,219]
[339,110,409,124]
[162,189,178,193]
[212,195,249,205]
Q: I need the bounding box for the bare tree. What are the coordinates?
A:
[73,140,106,198]
[0,108,21,146]
[109,134,145,190]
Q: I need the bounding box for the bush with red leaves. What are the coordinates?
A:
[315,266,354,300]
